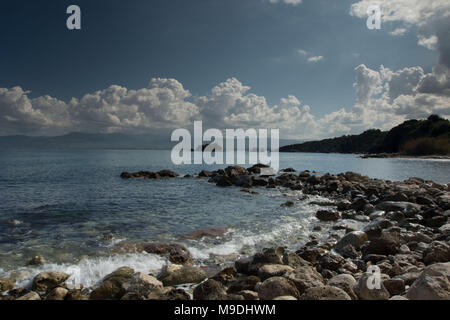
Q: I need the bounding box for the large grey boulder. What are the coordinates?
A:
[406,262,450,300]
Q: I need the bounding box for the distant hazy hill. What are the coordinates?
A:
[0,131,301,150]
[280,115,450,155]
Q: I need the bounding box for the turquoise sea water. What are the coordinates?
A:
[0,150,449,288]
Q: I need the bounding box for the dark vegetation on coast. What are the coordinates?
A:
[280,115,450,156]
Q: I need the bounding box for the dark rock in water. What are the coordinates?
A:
[26,255,46,266]
[234,175,252,188]
[281,168,296,173]
[252,247,285,265]
[90,267,134,300]
[240,188,258,194]
[247,163,270,174]
[193,279,228,300]
[214,175,233,187]
[316,210,340,221]
[225,165,248,177]
[227,276,261,294]
[120,171,160,179]
[257,276,300,300]
[157,170,179,178]
[32,272,70,294]
[180,227,228,240]
[144,243,192,265]
[252,177,268,187]
[281,201,294,207]
[335,231,368,252]
[198,170,213,177]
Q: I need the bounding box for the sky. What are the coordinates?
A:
[0,0,449,139]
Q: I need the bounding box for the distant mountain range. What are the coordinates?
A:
[0,131,302,150]
[280,115,450,156]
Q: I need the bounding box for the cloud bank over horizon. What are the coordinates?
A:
[0,0,449,139]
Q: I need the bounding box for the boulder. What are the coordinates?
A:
[26,255,46,266]
[237,290,259,300]
[257,277,300,300]
[354,273,390,300]
[227,276,261,294]
[319,252,345,271]
[143,243,192,265]
[361,233,400,256]
[422,241,450,265]
[258,264,294,280]
[327,274,358,300]
[0,278,14,292]
[90,267,134,300]
[147,287,191,300]
[316,210,340,222]
[193,279,227,300]
[157,170,179,178]
[336,231,368,252]
[283,266,324,294]
[235,257,253,274]
[210,267,237,286]
[46,287,69,300]
[383,278,405,296]
[300,285,352,300]
[32,271,70,293]
[158,266,207,286]
[406,262,450,300]
[282,252,311,268]
[122,272,163,297]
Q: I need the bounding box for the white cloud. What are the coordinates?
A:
[269,0,302,5]
[389,28,407,36]
[297,49,308,56]
[307,56,324,63]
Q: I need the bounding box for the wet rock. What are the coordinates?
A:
[281,201,294,207]
[16,291,41,300]
[300,285,351,300]
[198,170,213,177]
[258,265,294,280]
[251,247,285,267]
[235,175,252,188]
[354,272,390,300]
[193,279,227,300]
[257,276,300,300]
[66,289,88,300]
[439,224,450,236]
[235,257,253,274]
[383,279,405,296]
[0,278,14,292]
[46,287,69,300]
[316,210,340,222]
[120,171,160,179]
[327,274,358,300]
[26,255,46,266]
[283,266,324,294]
[122,272,163,297]
[252,177,268,187]
[406,262,450,300]
[335,231,368,252]
[90,267,134,300]
[296,247,327,265]
[214,175,233,187]
[144,243,192,265]
[225,165,248,177]
[227,276,261,294]
[158,266,207,286]
[423,241,450,265]
[32,271,70,294]
[157,170,179,178]
[181,227,228,240]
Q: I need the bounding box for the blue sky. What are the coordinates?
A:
[0,0,448,138]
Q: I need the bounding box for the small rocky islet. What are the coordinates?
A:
[1,164,450,300]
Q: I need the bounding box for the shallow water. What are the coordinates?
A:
[0,150,449,288]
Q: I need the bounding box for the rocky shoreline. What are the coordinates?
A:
[1,164,450,300]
